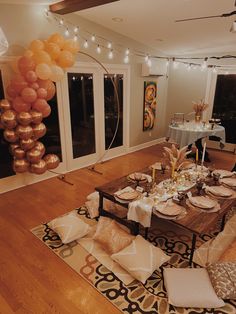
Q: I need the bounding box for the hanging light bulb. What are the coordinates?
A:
[83,40,89,48]
[147,58,152,67]
[124,55,129,63]
[213,66,217,73]
[166,59,170,67]
[65,28,70,37]
[108,49,113,59]
[74,26,79,33]
[73,34,78,41]
[96,45,101,54]
[225,70,229,75]
[201,57,208,71]
[91,34,96,42]
[59,19,64,25]
[125,48,130,55]
[107,42,112,49]
[187,63,192,71]
[173,58,179,69]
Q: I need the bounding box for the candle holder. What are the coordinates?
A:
[196,178,204,195]
[213,173,220,185]
[161,162,166,174]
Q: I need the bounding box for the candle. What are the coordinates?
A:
[152,168,156,181]
[196,148,199,164]
[201,142,206,166]
[171,164,175,179]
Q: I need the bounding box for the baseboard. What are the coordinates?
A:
[127,137,166,153]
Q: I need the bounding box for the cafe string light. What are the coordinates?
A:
[44,10,236,70]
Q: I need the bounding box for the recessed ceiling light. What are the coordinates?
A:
[112,17,123,22]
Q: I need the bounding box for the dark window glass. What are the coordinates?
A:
[104,74,123,149]
[67,73,96,158]
[212,74,236,144]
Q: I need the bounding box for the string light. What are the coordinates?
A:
[173,58,179,69]
[166,59,170,67]
[96,45,101,54]
[65,28,70,37]
[74,26,79,33]
[83,40,89,48]
[107,42,112,49]
[201,57,208,71]
[125,48,130,55]
[73,34,78,42]
[91,34,96,42]
[124,55,129,63]
[147,58,152,67]
[108,49,114,59]
[213,66,217,73]
[59,19,64,25]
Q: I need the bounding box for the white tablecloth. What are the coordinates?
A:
[167,123,225,148]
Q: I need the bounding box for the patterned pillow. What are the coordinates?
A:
[111,235,170,284]
[48,211,90,244]
[93,217,135,254]
[207,262,236,299]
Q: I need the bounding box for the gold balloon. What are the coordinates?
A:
[17,112,32,126]
[26,148,43,163]
[20,138,35,151]
[30,159,47,174]
[43,154,60,170]
[16,125,33,140]
[34,141,45,155]
[13,147,26,159]
[32,122,46,139]
[30,110,43,124]
[1,110,17,129]
[13,158,30,173]
[0,99,12,111]
[3,129,19,143]
[9,143,20,155]
[0,113,4,129]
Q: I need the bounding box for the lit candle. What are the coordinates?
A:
[196,148,199,164]
[171,164,175,179]
[152,168,156,181]
[201,142,206,166]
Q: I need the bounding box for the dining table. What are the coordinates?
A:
[95,166,236,266]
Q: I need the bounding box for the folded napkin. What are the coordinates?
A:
[128,197,154,227]
[187,192,217,209]
[155,199,182,216]
[114,186,139,202]
[220,177,236,188]
[205,185,233,197]
[128,173,152,183]
[213,169,235,178]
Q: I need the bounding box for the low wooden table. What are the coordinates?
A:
[95,168,236,266]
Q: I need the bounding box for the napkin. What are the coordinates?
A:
[220,177,236,188]
[187,192,217,209]
[213,169,235,178]
[128,197,154,227]
[155,199,182,216]
[205,185,233,197]
[114,186,139,201]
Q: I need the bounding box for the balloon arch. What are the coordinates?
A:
[0,33,79,175]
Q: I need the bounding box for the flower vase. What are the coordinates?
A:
[195,112,202,123]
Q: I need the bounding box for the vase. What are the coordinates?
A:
[195,112,202,123]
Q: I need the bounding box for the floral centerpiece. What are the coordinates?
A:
[192,100,208,122]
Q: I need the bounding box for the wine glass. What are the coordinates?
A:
[196,178,204,195]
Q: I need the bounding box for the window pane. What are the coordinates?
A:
[67,73,96,158]
[104,74,123,149]
[213,74,236,144]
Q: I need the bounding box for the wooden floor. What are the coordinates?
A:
[0,143,235,314]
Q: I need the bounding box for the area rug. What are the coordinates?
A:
[31,206,236,314]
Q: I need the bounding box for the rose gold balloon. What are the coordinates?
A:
[16,111,32,126]
[37,88,47,99]
[0,113,3,129]
[13,147,26,159]
[34,141,45,156]
[30,110,43,124]
[25,70,37,83]
[44,154,60,170]
[32,122,46,139]
[12,96,31,113]
[11,74,28,93]
[37,79,56,100]
[30,159,47,174]
[26,147,43,163]
[13,158,30,173]
[9,143,20,155]
[16,125,33,140]
[18,56,36,75]
[6,85,18,99]
[3,129,19,143]
[30,82,39,90]
[0,99,12,111]
[1,110,17,129]
[21,87,37,103]
[20,138,35,151]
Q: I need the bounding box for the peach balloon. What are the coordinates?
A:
[6,84,18,98]
[30,110,43,124]
[29,39,45,52]
[0,99,12,111]
[10,57,21,74]
[17,111,32,125]
[21,87,37,103]
[44,154,60,169]
[20,138,35,151]
[45,42,60,60]
[37,88,47,99]
[37,80,56,100]
[1,110,17,129]
[11,74,28,93]
[32,98,48,112]
[32,122,46,139]
[50,64,64,82]
[41,104,51,118]
[13,158,30,173]
[35,63,52,80]
[63,39,80,54]
[24,49,34,58]
[30,82,40,90]
[3,129,19,143]
[33,50,51,65]
[48,33,65,49]
[12,97,31,113]
[13,147,26,159]
[57,50,75,68]
[18,56,36,75]
[25,70,38,83]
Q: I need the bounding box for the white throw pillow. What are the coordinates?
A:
[111,235,170,284]
[48,211,90,244]
[164,268,225,308]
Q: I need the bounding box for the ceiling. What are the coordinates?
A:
[1,0,236,56]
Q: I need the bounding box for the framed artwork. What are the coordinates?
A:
[143,81,157,131]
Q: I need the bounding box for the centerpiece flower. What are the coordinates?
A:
[192,100,208,122]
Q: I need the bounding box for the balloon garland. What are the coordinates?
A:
[0,33,79,174]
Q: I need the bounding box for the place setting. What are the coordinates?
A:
[153,198,187,220]
[186,191,220,213]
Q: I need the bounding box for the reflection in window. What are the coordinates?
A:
[213,75,236,144]
[67,73,96,158]
[104,74,123,149]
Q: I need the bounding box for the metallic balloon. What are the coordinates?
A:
[32,122,46,139]
[13,147,26,159]
[16,125,33,140]
[1,110,18,129]
[34,141,45,156]
[30,110,43,124]
[0,113,4,129]
[13,158,30,173]
[17,111,32,126]
[26,147,44,163]
[20,138,35,151]
[30,159,47,174]
[9,143,20,155]
[0,99,12,111]
[43,154,60,170]
[3,129,19,143]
